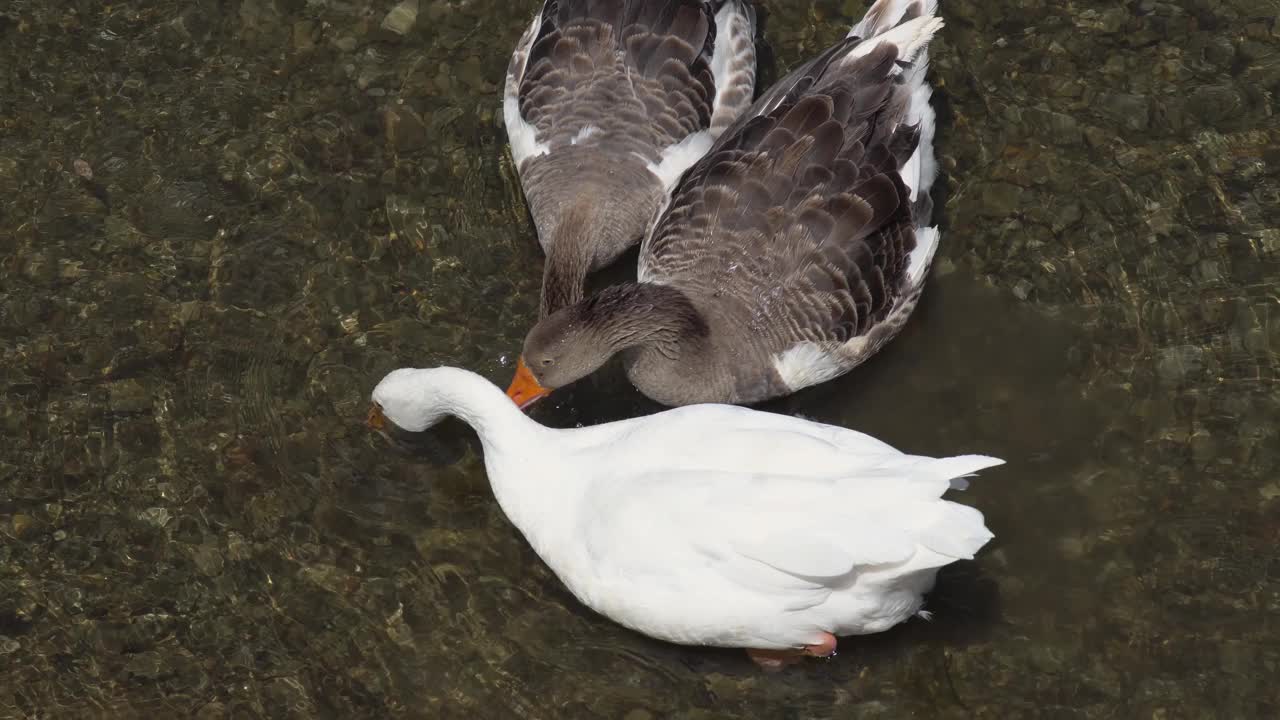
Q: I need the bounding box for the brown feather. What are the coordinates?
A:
[642,15,927,358]
[511,0,753,316]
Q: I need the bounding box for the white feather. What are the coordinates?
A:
[848,0,939,39]
[906,226,940,286]
[503,13,549,167]
[844,15,943,67]
[900,59,939,202]
[646,130,714,191]
[570,125,599,145]
[371,367,1004,652]
[772,339,866,391]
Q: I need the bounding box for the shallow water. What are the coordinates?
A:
[1,0,1278,717]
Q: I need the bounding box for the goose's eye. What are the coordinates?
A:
[540,358,554,367]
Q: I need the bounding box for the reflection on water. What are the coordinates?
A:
[1,0,1277,717]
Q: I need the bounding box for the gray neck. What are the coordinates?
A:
[541,233,591,318]
[579,282,710,358]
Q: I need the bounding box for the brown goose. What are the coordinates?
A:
[505,0,758,317]
[507,0,944,408]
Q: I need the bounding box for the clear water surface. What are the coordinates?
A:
[1,0,1277,717]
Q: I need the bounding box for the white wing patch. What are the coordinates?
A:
[571,125,599,145]
[504,14,549,167]
[900,64,937,202]
[906,226,939,286]
[646,130,714,191]
[504,94,550,165]
[849,0,939,39]
[845,16,942,67]
[772,339,866,391]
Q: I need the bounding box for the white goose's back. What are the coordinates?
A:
[571,403,902,477]
[567,462,997,648]
[539,404,1001,649]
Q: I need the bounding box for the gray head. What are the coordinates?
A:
[506,283,708,408]
[525,304,618,386]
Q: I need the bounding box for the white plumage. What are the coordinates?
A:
[371,367,1001,666]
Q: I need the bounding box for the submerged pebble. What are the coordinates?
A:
[381,0,419,36]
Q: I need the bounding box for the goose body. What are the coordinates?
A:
[371,367,1001,667]
[505,0,757,316]
[508,0,945,408]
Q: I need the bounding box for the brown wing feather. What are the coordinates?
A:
[517,0,718,163]
[641,40,924,349]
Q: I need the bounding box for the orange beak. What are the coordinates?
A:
[506,357,552,410]
[366,403,387,431]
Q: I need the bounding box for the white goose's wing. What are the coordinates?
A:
[581,457,1000,598]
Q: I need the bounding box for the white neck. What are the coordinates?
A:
[396,368,580,554]
[416,368,536,447]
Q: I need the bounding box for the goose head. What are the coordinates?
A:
[506,283,710,409]
[507,304,614,409]
[368,368,453,432]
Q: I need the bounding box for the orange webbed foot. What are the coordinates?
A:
[746,634,837,671]
[804,632,837,657]
[746,648,805,672]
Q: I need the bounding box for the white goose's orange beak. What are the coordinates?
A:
[505,357,552,410]
[366,403,387,431]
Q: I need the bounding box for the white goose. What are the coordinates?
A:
[368,367,1002,669]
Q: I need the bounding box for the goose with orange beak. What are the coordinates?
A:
[370,365,1003,671]
[506,357,553,410]
[507,0,946,409]
[505,287,668,409]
